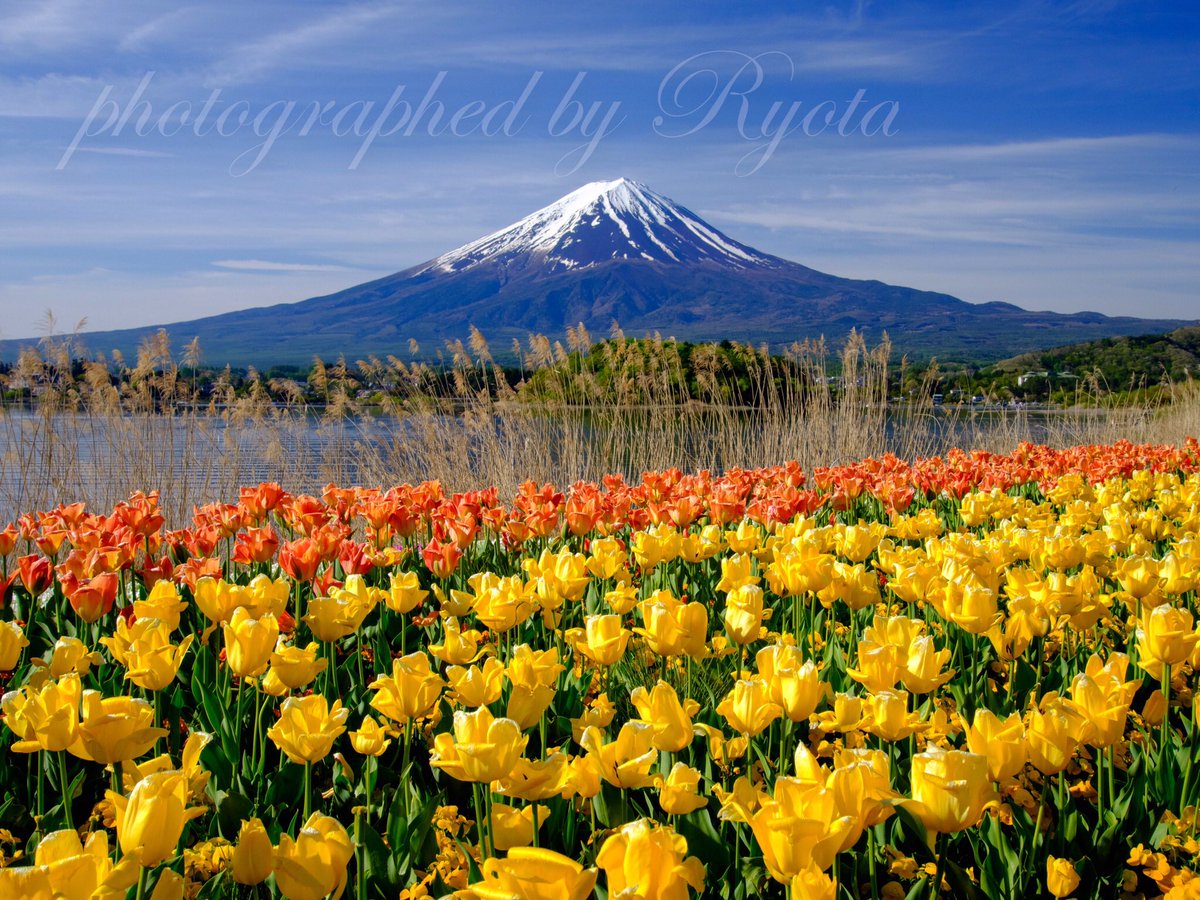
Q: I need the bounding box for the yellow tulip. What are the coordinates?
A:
[232,817,273,885]
[446,657,506,708]
[108,770,193,866]
[490,802,550,850]
[303,594,359,643]
[713,774,771,824]
[1116,556,1164,599]
[636,591,709,659]
[595,818,705,900]
[765,541,834,596]
[1027,692,1084,775]
[846,642,902,693]
[69,691,165,765]
[493,752,572,802]
[505,645,562,729]
[819,561,881,612]
[506,644,564,690]
[193,578,242,627]
[465,846,597,900]
[631,525,684,571]
[267,640,327,691]
[694,722,749,771]
[658,762,708,815]
[242,573,292,619]
[941,582,1002,635]
[630,680,700,752]
[604,582,639,615]
[723,583,767,645]
[587,536,628,580]
[267,694,349,764]
[717,677,782,737]
[716,552,760,593]
[132,580,188,631]
[749,779,854,882]
[680,525,724,563]
[0,829,138,899]
[1139,604,1200,672]
[790,863,838,900]
[964,709,1026,782]
[566,614,630,666]
[757,644,825,722]
[469,572,538,633]
[386,570,429,614]
[726,520,763,554]
[569,692,617,743]
[863,690,922,743]
[1070,674,1131,749]
[520,548,589,619]
[124,622,194,692]
[430,706,527,783]
[568,754,603,800]
[349,715,393,757]
[273,812,354,900]
[3,672,81,753]
[369,651,444,724]
[150,868,184,899]
[580,723,659,789]
[1046,856,1081,898]
[223,607,278,678]
[120,731,212,805]
[900,635,954,694]
[429,617,484,665]
[829,747,897,832]
[0,619,29,671]
[47,636,101,679]
[507,683,557,731]
[907,746,994,835]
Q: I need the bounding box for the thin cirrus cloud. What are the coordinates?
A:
[211,259,354,273]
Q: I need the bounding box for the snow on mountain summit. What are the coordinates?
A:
[425,178,776,274]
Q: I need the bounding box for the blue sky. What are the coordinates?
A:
[1,0,1197,341]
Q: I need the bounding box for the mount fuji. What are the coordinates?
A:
[8,178,1192,365]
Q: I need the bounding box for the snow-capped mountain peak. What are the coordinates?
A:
[425,177,775,274]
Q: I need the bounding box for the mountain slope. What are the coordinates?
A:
[3,178,1193,366]
[993,326,1200,385]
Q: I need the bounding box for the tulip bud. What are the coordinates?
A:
[349,715,392,757]
[232,818,273,885]
[0,619,28,671]
[109,770,191,866]
[1046,856,1081,898]
[223,608,279,678]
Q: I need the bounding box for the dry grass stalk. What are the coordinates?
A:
[1,326,1196,524]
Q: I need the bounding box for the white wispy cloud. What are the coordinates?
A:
[212,259,352,272]
[204,3,404,85]
[74,146,174,158]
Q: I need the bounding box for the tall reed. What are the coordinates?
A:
[2,326,1196,523]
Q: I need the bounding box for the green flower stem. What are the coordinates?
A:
[57,751,73,832]
[929,832,946,900]
[355,807,366,900]
[303,761,312,820]
[1161,662,1172,773]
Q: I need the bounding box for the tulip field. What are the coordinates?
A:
[3,439,1200,899]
